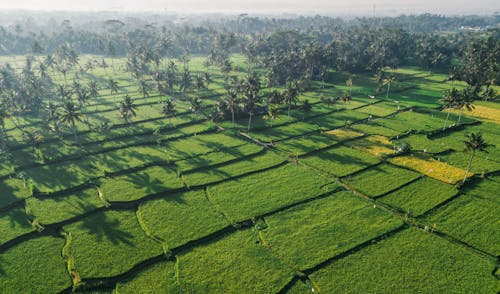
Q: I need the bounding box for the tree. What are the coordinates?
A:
[0,104,10,135]
[22,129,44,157]
[346,77,353,96]
[119,95,138,125]
[283,81,299,119]
[88,79,99,110]
[300,99,312,120]
[189,96,204,119]
[383,75,396,98]
[59,100,84,143]
[108,78,119,101]
[224,87,238,127]
[462,132,491,183]
[456,86,477,125]
[440,88,460,130]
[265,103,279,127]
[138,80,151,102]
[161,98,176,122]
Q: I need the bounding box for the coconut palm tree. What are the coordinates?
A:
[283,81,299,119]
[346,77,353,96]
[300,99,312,120]
[440,88,460,130]
[456,87,477,125]
[189,96,204,119]
[59,100,84,143]
[0,104,10,135]
[224,87,238,127]
[119,95,138,125]
[383,75,396,98]
[88,79,99,110]
[462,132,491,183]
[138,79,151,102]
[161,98,176,122]
[108,78,119,102]
[22,129,44,157]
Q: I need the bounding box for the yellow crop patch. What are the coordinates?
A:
[389,154,471,184]
[325,129,364,141]
[445,105,500,124]
[349,135,395,156]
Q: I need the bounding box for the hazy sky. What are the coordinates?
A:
[0,0,498,15]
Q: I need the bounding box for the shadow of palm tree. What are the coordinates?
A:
[125,171,167,195]
[77,211,133,246]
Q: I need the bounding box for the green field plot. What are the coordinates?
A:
[310,228,498,293]
[301,145,380,177]
[137,190,230,249]
[0,236,71,293]
[26,188,107,225]
[207,163,336,222]
[183,151,286,187]
[175,143,263,172]
[378,177,459,216]
[177,229,296,293]
[274,133,346,156]
[252,121,320,142]
[344,164,421,197]
[438,150,499,175]
[64,210,163,279]
[114,261,181,294]
[100,166,183,202]
[311,109,369,130]
[24,159,101,193]
[350,121,401,137]
[260,191,403,270]
[0,207,34,245]
[356,101,405,117]
[0,178,32,209]
[422,181,500,255]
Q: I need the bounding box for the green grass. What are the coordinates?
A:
[0,178,32,209]
[261,191,403,270]
[26,188,107,225]
[183,151,286,187]
[310,227,498,293]
[252,121,320,142]
[137,190,230,249]
[177,229,295,293]
[0,207,34,245]
[0,236,71,293]
[350,122,401,137]
[114,261,181,293]
[356,101,406,117]
[378,177,459,216]
[208,163,336,223]
[64,210,163,279]
[345,164,422,197]
[438,150,499,175]
[302,145,380,177]
[100,166,183,202]
[422,185,500,255]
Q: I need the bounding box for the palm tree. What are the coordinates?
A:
[224,87,238,127]
[383,75,396,98]
[346,77,353,97]
[0,104,10,135]
[284,81,299,119]
[108,78,119,102]
[22,129,44,157]
[138,80,151,102]
[59,100,84,143]
[265,104,279,127]
[456,87,477,125]
[189,96,203,119]
[300,99,312,120]
[88,79,99,110]
[462,132,491,183]
[161,98,176,122]
[119,95,138,125]
[440,88,460,130]
[179,70,192,93]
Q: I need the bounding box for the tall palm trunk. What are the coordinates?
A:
[288,103,291,119]
[463,150,475,183]
[443,111,450,130]
[386,83,391,98]
[247,113,252,133]
[231,108,235,127]
[72,121,78,144]
[457,110,462,125]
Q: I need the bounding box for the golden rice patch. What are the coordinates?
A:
[389,154,471,184]
[325,129,364,141]
[349,135,395,156]
[445,105,500,124]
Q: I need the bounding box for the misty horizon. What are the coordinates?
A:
[0,0,499,16]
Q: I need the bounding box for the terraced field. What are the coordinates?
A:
[0,55,499,293]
